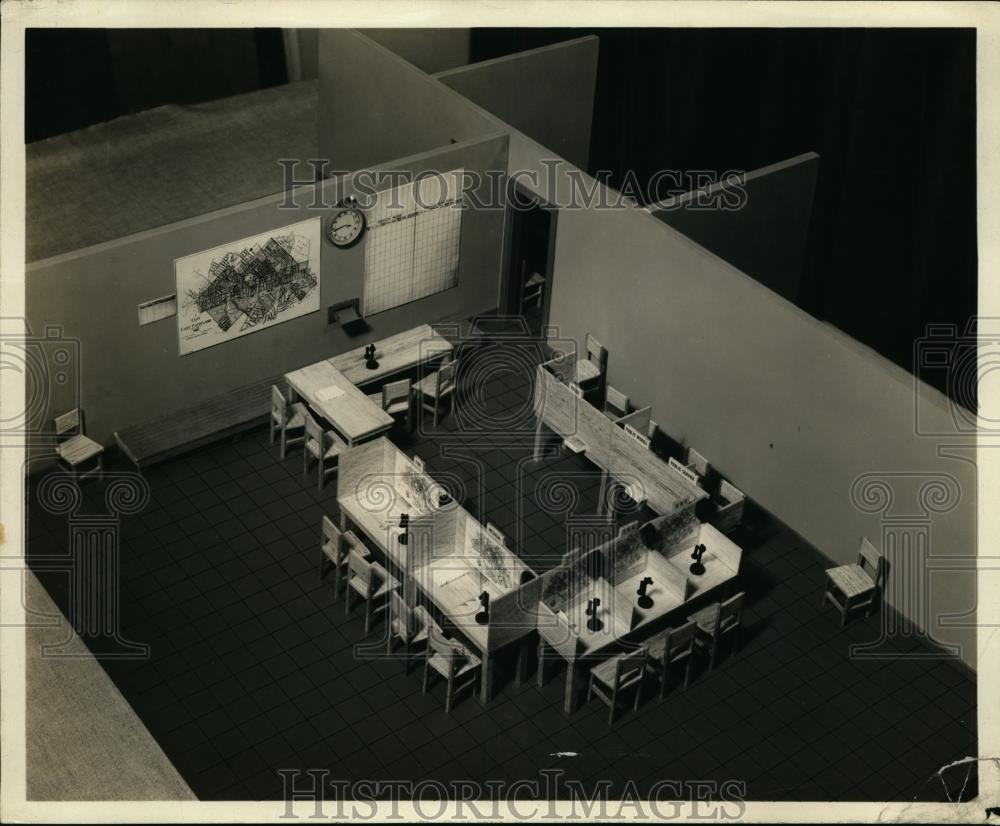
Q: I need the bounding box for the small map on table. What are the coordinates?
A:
[316,386,345,403]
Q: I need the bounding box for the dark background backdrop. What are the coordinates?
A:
[25,28,976,404]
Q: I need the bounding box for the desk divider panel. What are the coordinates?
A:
[486,575,542,651]
[615,406,652,434]
[337,438,389,509]
[605,523,649,586]
[647,504,701,555]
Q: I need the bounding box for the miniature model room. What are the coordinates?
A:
[22,27,977,804]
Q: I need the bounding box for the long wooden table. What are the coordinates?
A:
[330,324,453,386]
[337,438,536,704]
[285,362,393,445]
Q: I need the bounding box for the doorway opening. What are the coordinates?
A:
[502,184,557,338]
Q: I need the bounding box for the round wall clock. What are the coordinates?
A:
[327,204,366,248]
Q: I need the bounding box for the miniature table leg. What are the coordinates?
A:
[563,660,581,714]
[515,637,532,685]
[533,417,545,463]
[480,651,495,704]
[596,469,610,516]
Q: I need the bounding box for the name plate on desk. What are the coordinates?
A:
[569,382,584,399]
[623,423,651,448]
[316,386,345,403]
[668,456,700,485]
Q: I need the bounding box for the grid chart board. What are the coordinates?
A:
[363,169,464,316]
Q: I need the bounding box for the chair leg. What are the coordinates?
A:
[537,637,547,687]
[433,397,439,427]
[684,656,692,689]
[317,459,324,493]
[269,416,276,444]
[332,564,341,599]
[364,599,372,634]
[607,690,617,726]
[840,600,848,628]
[633,678,642,712]
[422,659,430,694]
[658,661,669,700]
[344,586,352,616]
[709,639,718,672]
[444,680,453,715]
[280,426,288,459]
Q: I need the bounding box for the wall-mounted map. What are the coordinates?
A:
[175,218,321,356]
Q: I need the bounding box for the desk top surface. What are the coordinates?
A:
[285,362,393,442]
[330,324,453,385]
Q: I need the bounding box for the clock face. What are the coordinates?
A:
[327,208,366,247]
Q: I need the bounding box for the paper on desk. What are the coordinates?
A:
[316,386,345,403]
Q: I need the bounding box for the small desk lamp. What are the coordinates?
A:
[586,597,603,632]
[637,576,654,609]
[364,343,379,370]
[476,591,490,625]
[398,512,409,545]
[690,543,707,576]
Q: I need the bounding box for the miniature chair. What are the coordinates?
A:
[344,549,397,634]
[367,379,413,431]
[270,385,307,459]
[689,592,745,672]
[645,620,697,698]
[587,646,647,725]
[319,515,367,598]
[823,538,888,627]
[582,332,608,386]
[387,594,439,674]
[422,626,481,714]
[521,271,545,311]
[303,413,347,492]
[54,408,103,481]
[603,386,630,420]
[415,361,458,426]
[686,446,711,479]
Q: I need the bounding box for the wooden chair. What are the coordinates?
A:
[690,592,745,672]
[588,646,647,725]
[319,516,367,597]
[686,447,710,478]
[415,361,458,426]
[387,594,440,674]
[270,385,307,459]
[645,620,697,698]
[422,626,481,713]
[54,408,103,481]
[303,413,347,492]
[367,379,413,431]
[344,549,397,633]
[521,271,545,310]
[603,386,629,420]
[823,538,888,627]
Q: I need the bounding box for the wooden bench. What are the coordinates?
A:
[113,376,287,469]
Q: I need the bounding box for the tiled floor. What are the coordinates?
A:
[26,339,977,802]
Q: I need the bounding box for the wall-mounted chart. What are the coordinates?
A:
[363,169,464,316]
[175,218,321,356]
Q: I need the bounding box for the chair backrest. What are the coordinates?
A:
[389,591,416,638]
[413,604,440,637]
[857,537,887,587]
[436,362,457,396]
[718,592,745,636]
[304,411,323,449]
[605,386,629,417]
[383,379,412,408]
[348,548,372,589]
[585,332,607,368]
[613,646,647,688]
[271,386,289,422]
[427,626,467,677]
[322,515,346,560]
[54,408,82,440]
[647,420,658,440]
[665,620,697,660]
[687,447,710,478]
